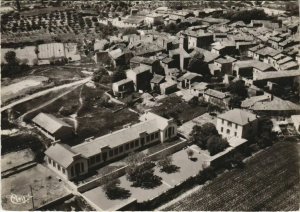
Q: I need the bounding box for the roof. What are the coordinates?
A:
[255,46,281,57]
[32,113,72,134]
[109,48,124,59]
[253,70,300,81]
[204,89,229,99]
[291,115,300,124]
[45,143,77,168]
[161,57,174,64]
[250,97,300,111]
[71,112,171,158]
[215,57,236,64]
[112,78,133,86]
[191,82,208,90]
[177,72,202,81]
[280,61,299,70]
[130,56,157,65]
[182,30,213,38]
[218,109,257,126]
[151,74,165,84]
[192,47,220,63]
[234,60,273,72]
[241,95,270,108]
[131,64,150,74]
[228,137,248,148]
[160,80,177,89]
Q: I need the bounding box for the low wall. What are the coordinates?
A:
[77,138,187,193]
[35,193,73,210]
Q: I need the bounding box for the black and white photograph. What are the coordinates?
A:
[1,0,300,211]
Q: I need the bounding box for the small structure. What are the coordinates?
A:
[126,65,152,92]
[177,72,202,89]
[160,81,177,95]
[151,74,165,93]
[32,113,73,141]
[112,79,135,98]
[216,109,258,140]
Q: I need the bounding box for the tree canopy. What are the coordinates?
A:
[188,51,210,77]
[189,123,219,149]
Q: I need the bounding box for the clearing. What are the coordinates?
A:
[164,141,300,211]
[1,164,71,211]
[1,148,35,172]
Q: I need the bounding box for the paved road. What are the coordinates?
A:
[1,77,91,112]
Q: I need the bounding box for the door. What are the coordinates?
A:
[75,163,81,176]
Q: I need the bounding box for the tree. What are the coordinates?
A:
[186,149,194,159]
[228,80,248,99]
[4,51,18,64]
[92,67,108,83]
[157,156,178,173]
[189,123,218,149]
[196,166,216,184]
[206,135,229,156]
[122,27,138,36]
[188,51,210,77]
[15,0,21,11]
[111,69,126,83]
[102,178,131,200]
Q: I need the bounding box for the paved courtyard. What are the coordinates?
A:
[82,147,210,210]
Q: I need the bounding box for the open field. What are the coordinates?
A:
[1,164,71,211]
[150,94,208,123]
[164,141,300,211]
[1,148,35,172]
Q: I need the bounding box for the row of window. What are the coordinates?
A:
[220,127,238,137]
[48,157,66,175]
[88,131,160,166]
[70,163,85,177]
[221,119,238,129]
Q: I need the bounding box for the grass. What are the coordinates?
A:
[151,95,208,124]
[164,141,300,211]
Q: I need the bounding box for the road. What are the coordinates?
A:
[1,77,91,112]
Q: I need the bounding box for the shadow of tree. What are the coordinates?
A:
[131,173,162,189]
[190,157,198,162]
[106,187,131,200]
[160,164,180,174]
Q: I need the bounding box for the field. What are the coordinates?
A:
[150,94,208,124]
[164,141,300,211]
[1,164,71,211]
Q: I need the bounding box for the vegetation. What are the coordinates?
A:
[206,135,229,156]
[165,141,300,211]
[188,51,210,79]
[1,51,30,78]
[111,69,127,83]
[228,80,248,108]
[157,156,179,174]
[102,178,131,200]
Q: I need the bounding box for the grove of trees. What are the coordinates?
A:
[1,51,30,78]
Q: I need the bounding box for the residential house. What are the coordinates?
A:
[112,79,135,98]
[126,65,152,92]
[32,113,73,141]
[144,13,163,26]
[214,56,237,75]
[45,112,177,180]
[160,81,178,95]
[203,89,230,108]
[189,82,208,97]
[216,109,258,139]
[151,74,165,93]
[181,30,214,50]
[177,72,202,89]
[211,41,237,56]
[252,46,281,63]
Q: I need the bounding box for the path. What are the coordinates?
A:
[1,77,91,112]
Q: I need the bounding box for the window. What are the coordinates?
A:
[130,141,134,149]
[81,162,84,172]
[222,119,224,124]
[221,127,223,132]
[228,121,232,127]
[155,132,159,139]
[146,135,150,142]
[57,165,61,171]
[227,129,230,134]
[141,138,145,143]
[91,156,95,165]
[234,132,237,137]
[96,154,101,162]
[119,146,123,153]
[109,150,113,157]
[48,158,52,164]
[151,134,154,140]
[53,161,56,167]
[125,143,130,150]
[135,139,139,147]
[62,169,66,174]
[114,148,119,155]
[235,124,238,129]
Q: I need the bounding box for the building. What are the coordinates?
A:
[232,60,275,79]
[177,72,202,89]
[216,109,258,139]
[112,79,135,98]
[291,115,300,134]
[126,65,152,92]
[32,113,73,141]
[144,13,163,26]
[181,30,214,50]
[203,89,230,108]
[45,112,177,180]
[151,74,165,93]
[160,81,178,95]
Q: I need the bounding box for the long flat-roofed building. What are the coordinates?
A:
[45,112,177,180]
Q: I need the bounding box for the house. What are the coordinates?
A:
[189,82,208,97]
[211,41,237,56]
[160,81,178,95]
[291,115,300,133]
[151,74,165,93]
[203,89,230,108]
[177,72,202,89]
[232,60,275,79]
[216,109,258,140]
[181,30,214,50]
[45,112,177,180]
[214,56,237,75]
[130,56,163,74]
[109,48,134,68]
[32,113,73,141]
[112,79,135,98]
[126,65,152,92]
[144,13,163,26]
[253,46,281,63]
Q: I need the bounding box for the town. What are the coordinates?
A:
[1,0,300,211]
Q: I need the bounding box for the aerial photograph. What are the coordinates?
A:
[1,0,299,211]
